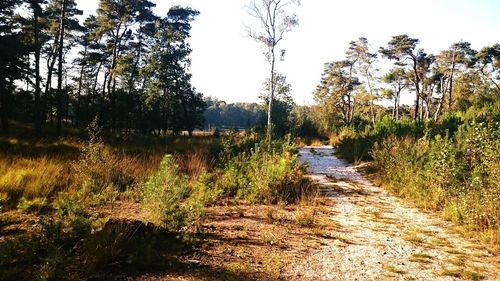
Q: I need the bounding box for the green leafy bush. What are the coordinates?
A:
[371,122,500,234]
[333,117,447,163]
[217,136,316,204]
[142,155,218,231]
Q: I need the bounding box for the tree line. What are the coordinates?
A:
[312,35,499,132]
[0,0,206,137]
[203,97,264,131]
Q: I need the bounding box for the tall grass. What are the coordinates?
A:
[0,133,219,211]
[0,157,73,209]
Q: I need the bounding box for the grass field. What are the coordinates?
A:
[0,123,319,280]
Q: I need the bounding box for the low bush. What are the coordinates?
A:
[332,116,449,163]
[217,136,317,204]
[142,155,219,231]
[371,121,499,236]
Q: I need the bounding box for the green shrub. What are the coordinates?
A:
[371,121,500,234]
[333,117,454,163]
[142,155,192,231]
[52,191,86,218]
[217,136,316,204]
[191,171,221,207]
[216,160,248,196]
[17,197,49,214]
[142,155,216,231]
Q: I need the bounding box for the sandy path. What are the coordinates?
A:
[285,146,499,281]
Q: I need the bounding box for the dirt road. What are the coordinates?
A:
[286,146,499,280]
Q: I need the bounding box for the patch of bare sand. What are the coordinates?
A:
[285,146,499,281]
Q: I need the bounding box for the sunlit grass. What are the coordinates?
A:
[409,252,432,264]
[0,133,220,210]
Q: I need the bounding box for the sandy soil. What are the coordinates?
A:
[285,146,499,281]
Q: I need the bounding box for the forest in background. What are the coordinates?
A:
[1,0,206,137]
[2,0,497,139]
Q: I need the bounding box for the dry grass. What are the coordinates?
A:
[409,252,433,264]
[384,265,405,274]
[402,229,426,245]
[295,138,326,147]
[0,134,218,211]
[175,152,212,179]
[438,267,483,280]
[0,157,72,204]
[294,205,317,227]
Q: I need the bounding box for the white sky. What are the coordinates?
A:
[76,0,500,105]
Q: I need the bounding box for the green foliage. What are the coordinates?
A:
[52,191,85,218]
[334,117,426,162]
[216,160,247,196]
[259,73,296,137]
[372,121,500,232]
[17,197,49,214]
[217,136,316,204]
[289,106,320,139]
[204,97,264,130]
[142,155,191,230]
[142,155,218,231]
[72,121,138,204]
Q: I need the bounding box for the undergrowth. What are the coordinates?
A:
[371,121,499,249]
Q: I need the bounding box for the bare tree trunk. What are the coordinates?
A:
[102,72,108,97]
[448,47,456,110]
[346,95,351,125]
[33,2,42,136]
[128,25,142,95]
[0,82,8,136]
[56,0,66,137]
[247,0,299,141]
[350,98,356,124]
[412,57,421,120]
[395,91,400,120]
[75,45,87,127]
[107,23,122,131]
[43,43,57,125]
[435,76,447,121]
[424,98,430,119]
[347,62,355,126]
[267,42,276,141]
[392,95,397,120]
[434,100,443,121]
[91,61,103,117]
[365,76,376,125]
[419,95,425,120]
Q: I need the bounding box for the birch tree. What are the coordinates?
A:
[246,0,299,140]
